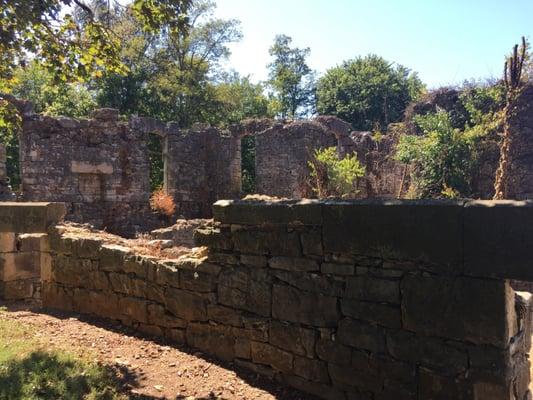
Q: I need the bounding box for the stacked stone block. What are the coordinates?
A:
[0,202,65,301]
[41,199,532,400]
[19,109,153,236]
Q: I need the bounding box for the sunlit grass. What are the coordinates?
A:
[0,318,127,400]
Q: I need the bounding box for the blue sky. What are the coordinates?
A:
[214,0,533,88]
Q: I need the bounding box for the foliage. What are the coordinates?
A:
[148,135,164,191]
[12,62,96,117]
[95,0,243,127]
[267,35,315,119]
[459,81,505,139]
[316,54,424,130]
[0,99,21,190]
[214,72,272,125]
[0,318,126,399]
[396,111,474,198]
[241,135,255,194]
[308,147,365,198]
[150,188,176,217]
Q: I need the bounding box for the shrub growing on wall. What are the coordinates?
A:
[308,147,365,198]
[396,111,475,198]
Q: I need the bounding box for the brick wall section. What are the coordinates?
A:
[42,199,533,400]
[20,109,153,236]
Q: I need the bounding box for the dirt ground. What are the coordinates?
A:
[0,303,316,400]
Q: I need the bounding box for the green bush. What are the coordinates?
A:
[396,111,474,198]
[308,147,365,198]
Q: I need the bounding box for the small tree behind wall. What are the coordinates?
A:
[308,147,365,198]
[493,37,528,200]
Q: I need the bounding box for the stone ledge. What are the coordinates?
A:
[0,202,66,233]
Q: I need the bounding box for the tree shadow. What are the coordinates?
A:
[0,302,318,400]
[0,350,147,400]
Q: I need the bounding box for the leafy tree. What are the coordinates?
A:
[316,54,424,130]
[95,0,242,127]
[12,62,96,117]
[396,111,474,198]
[267,34,315,119]
[214,72,272,125]
[308,147,365,198]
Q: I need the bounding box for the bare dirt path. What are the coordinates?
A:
[0,303,316,400]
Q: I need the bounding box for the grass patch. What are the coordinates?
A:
[0,318,127,400]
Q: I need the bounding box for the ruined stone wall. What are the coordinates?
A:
[20,109,153,236]
[41,199,533,400]
[164,125,241,218]
[337,126,409,198]
[254,120,337,198]
[0,203,65,301]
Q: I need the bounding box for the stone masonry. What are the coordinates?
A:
[20,109,152,236]
[39,199,533,400]
[0,202,65,301]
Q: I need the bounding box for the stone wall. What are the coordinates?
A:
[20,109,153,236]
[0,202,65,301]
[253,120,337,198]
[164,125,241,218]
[41,199,533,400]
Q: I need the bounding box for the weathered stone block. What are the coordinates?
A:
[156,263,180,288]
[240,254,267,268]
[99,244,131,272]
[213,200,322,226]
[269,320,316,357]
[269,256,319,272]
[293,356,329,383]
[328,362,381,392]
[341,299,401,328]
[315,339,351,366]
[0,203,65,233]
[321,262,354,276]
[180,269,217,292]
[118,296,148,323]
[233,229,301,256]
[251,341,293,373]
[272,284,339,327]
[165,287,208,322]
[186,323,235,361]
[300,230,323,256]
[401,275,515,347]
[337,318,385,353]
[345,276,400,304]
[71,237,101,259]
[218,267,271,317]
[464,201,533,280]
[0,252,41,281]
[0,232,15,252]
[273,270,345,297]
[3,279,35,300]
[148,303,187,329]
[386,330,468,374]
[322,201,464,272]
[207,304,243,327]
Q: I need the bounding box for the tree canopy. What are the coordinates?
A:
[267,34,315,119]
[316,54,424,131]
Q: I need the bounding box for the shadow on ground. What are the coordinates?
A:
[0,302,318,400]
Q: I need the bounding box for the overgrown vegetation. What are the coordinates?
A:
[397,111,475,198]
[0,317,126,400]
[308,147,365,198]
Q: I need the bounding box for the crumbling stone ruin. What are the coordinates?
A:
[8,101,406,235]
[0,200,532,399]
